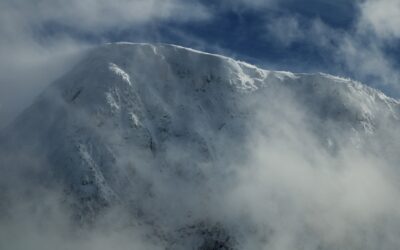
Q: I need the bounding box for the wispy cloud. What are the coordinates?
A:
[358,0,400,40]
[0,0,211,128]
[261,0,400,95]
[2,68,400,249]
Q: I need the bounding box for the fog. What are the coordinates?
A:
[1,0,400,249]
[1,69,400,249]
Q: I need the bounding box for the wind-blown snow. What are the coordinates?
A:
[109,62,132,86]
[1,43,400,250]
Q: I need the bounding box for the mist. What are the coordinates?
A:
[1,55,400,249]
[1,0,400,249]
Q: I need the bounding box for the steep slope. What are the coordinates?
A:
[1,43,400,249]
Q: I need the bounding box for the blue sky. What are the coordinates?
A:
[37,0,359,72]
[1,0,400,126]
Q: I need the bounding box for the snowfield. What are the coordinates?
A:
[1,43,400,250]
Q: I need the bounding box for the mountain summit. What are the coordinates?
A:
[1,43,400,249]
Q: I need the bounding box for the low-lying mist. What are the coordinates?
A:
[1,59,400,250]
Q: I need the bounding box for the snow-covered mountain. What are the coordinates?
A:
[1,43,400,249]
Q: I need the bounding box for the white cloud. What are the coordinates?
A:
[359,0,400,40]
[2,0,210,33]
[1,41,400,249]
[1,1,400,248]
[261,3,400,93]
[337,37,400,89]
[0,0,211,128]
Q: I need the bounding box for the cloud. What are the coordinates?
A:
[358,0,400,40]
[2,0,210,33]
[337,37,400,90]
[0,188,163,250]
[1,1,400,249]
[0,0,211,128]
[341,0,400,90]
[260,2,400,95]
[218,85,400,249]
[1,43,400,249]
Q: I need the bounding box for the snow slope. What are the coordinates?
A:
[1,43,400,249]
